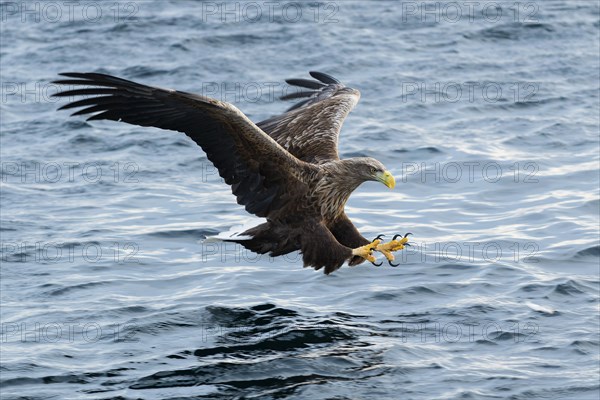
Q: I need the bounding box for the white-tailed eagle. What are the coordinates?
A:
[53,71,410,274]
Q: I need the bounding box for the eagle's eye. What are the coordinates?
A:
[370,167,377,174]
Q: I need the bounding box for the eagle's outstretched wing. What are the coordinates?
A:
[257,71,360,164]
[52,72,310,218]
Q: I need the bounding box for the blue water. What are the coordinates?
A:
[1,1,599,399]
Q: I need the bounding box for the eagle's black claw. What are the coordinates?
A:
[389,260,400,267]
[392,232,413,241]
[373,234,385,241]
[371,260,383,267]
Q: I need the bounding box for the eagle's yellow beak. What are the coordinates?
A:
[377,170,395,189]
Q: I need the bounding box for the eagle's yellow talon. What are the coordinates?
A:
[376,240,406,253]
[352,239,381,263]
[379,249,395,261]
[375,233,411,261]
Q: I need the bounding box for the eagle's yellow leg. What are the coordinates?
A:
[351,239,382,263]
[376,234,411,261]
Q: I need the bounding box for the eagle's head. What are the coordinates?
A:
[343,157,396,189]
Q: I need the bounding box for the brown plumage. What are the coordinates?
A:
[53,71,397,274]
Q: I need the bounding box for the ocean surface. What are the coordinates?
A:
[1,1,599,399]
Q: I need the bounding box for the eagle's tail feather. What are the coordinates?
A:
[225,222,298,257]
